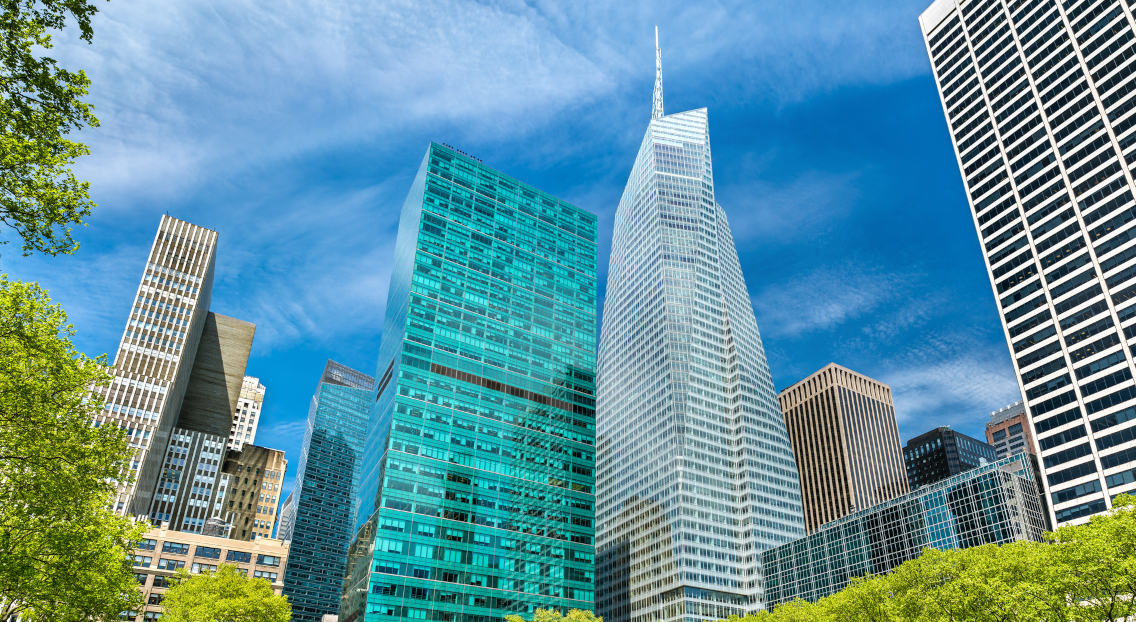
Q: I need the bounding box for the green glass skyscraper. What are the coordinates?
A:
[341,143,598,622]
[282,360,374,622]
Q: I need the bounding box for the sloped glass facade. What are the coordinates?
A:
[595,105,805,622]
[340,143,598,622]
[761,454,1048,607]
[282,360,374,622]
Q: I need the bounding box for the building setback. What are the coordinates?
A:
[920,0,1136,525]
[761,454,1048,607]
[777,364,909,533]
[282,360,374,622]
[904,427,998,488]
[340,143,598,622]
[595,32,804,622]
[986,401,1036,459]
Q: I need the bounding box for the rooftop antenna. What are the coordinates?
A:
[652,25,664,120]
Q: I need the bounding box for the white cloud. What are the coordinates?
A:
[753,261,921,338]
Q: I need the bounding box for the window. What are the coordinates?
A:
[162,541,190,555]
[132,555,152,567]
[253,570,277,581]
[255,554,281,567]
[136,538,157,551]
[157,558,186,571]
[152,576,170,588]
[194,546,221,559]
[226,551,252,563]
[147,593,163,605]
[192,563,218,574]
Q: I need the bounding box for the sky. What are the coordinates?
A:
[6,0,1024,503]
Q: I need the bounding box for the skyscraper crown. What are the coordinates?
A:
[652,26,663,120]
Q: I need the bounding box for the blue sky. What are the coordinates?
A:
[8,0,1022,501]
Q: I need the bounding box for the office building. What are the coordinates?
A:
[339,143,598,622]
[91,215,220,514]
[222,444,287,540]
[904,427,997,488]
[762,454,1047,606]
[595,32,805,622]
[278,490,296,542]
[777,364,909,532]
[282,360,374,622]
[986,401,1036,459]
[128,524,288,622]
[921,0,1136,524]
[231,376,266,450]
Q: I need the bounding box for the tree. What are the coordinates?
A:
[505,609,602,622]
[1048,494,1136,622]
[159,565,291,622]
[1,0,101,256]
[0,276,146,621]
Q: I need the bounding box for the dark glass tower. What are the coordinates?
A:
[903,427,997,489]
[282,360,374,622]
[340,143,598,622]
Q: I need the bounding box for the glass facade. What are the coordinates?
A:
[903,427,998,488]
[761,454,1048,607]
[340,143,598,622]
[595,45,804,622]
[282,360,374,622]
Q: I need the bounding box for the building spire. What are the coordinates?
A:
[652,25,663,120]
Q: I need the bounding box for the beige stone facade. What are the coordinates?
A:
[222,444,287,540]
[778,363,909,532]
[129,524,288,621]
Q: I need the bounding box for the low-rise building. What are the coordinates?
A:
[128,524,289,621]
[761,454,1047,607]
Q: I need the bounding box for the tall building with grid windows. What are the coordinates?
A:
[339,143,598,622]
[921,0,1136,525]
[986,401,1037,458]
[282,360,374,622]
[777,364,909,533]
[761,454,1048,606]
[90,214,235,515]
[904,427,997,488]
[595,32,805,622]
[230,376,266,450]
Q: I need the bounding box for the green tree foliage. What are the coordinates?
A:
[159,565,291,622]
[730,495,1136,622]
[505,609,603,622]
[1,0,101,256]
[0,276,146,621]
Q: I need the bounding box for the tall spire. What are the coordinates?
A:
[652,25,663,120]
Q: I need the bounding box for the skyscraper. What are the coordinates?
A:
[282,360,374,622]
[222,444,287,540]
[90,215,258,516]
[920,0,1136,524]
[903,427,997,488]
[231,376,266,450]
[340,143,598,622]
[777,364,909,532]
[595,31,805,622]
[986,401,1036,459]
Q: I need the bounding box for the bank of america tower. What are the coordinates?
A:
[595,31,805,622]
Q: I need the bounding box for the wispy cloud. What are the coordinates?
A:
[753,261,921,338]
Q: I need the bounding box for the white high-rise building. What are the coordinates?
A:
[921,0,1136,525]
[595,30,805,622]
[230,376,266,450]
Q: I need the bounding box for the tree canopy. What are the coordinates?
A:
[0,276,146,621]
[506,608,603,622]
[1,0,102,256]
[159,565,291,622]
[735,494,1136,622]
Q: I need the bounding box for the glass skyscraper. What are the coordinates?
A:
[920,0,1136,525]
[595,33,805,622]
[340,143,598,622]
[282,360,374,622]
